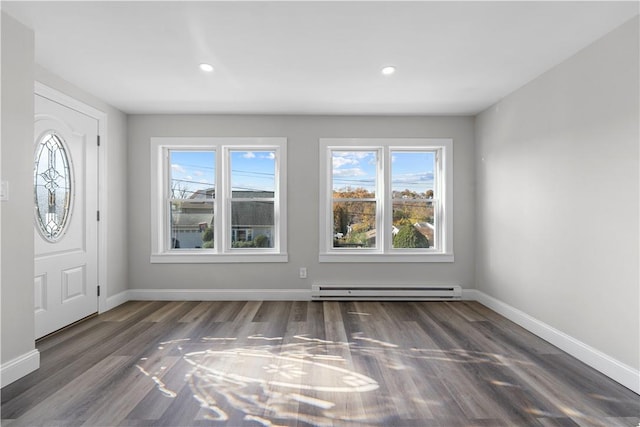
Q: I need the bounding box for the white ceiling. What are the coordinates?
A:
[3,1,638,115]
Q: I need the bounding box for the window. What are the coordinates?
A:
[319,138,453,262]
[151,137,287,263]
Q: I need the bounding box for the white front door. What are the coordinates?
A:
[34,94,99,339]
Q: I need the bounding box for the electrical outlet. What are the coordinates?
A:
[299,267,307,279]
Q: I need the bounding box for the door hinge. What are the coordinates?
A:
[97,286,101,297]
[97,210,100,221]
[97,135,101,146]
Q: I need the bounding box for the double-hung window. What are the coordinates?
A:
[319,138,453,262]
[150,137,287,263]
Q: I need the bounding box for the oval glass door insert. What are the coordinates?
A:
[34,132,73,241]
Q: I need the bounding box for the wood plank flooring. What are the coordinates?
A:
[1,301,638,426]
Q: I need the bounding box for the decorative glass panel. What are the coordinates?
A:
[34,133,72,241]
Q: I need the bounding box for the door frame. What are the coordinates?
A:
[35,82,108,314]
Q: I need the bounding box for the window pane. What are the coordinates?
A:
[332,201,376,248]
[230,150,276,198]
[392,200,433,248]
[169,151,215,200]
[231,200,274,248]
[391,151,435,198]
[170,200,214,249]
[391,151,435,249]
[332,151,377,198]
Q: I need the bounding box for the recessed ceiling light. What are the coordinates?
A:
[381,66,396,76]
[199,63,214,73]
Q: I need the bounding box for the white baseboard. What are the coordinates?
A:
[104,290,131,312]
[1,349,40,388]
[127,288,312,301]
[468,289,640,395]
[461,288,477,301]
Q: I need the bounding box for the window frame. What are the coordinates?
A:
[150,137,287,263]
[319,138,453,263]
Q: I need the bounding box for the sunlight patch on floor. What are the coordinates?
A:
[135,333,530,425]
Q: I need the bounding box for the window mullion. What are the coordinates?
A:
[372,146,383,253]
[382,147,391,253]
[222,146,231,253]
[210,147,220,253]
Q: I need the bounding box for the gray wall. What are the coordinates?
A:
[1,12,36,365]
[475,17,639,369]
[128,115,476,292]
[34,66,129,299]
[1,12,128,379]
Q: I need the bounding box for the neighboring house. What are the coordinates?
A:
[414,222,434,245]
[230,195,274,245]
[171,212,213,248]
[171,189,274,248]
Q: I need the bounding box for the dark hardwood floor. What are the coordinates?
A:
[1,301,638,426]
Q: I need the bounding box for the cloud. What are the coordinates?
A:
[243,152,256,159]
[393,172,434,182]
[257,152,276,160]
[193,170,204,177]
[391,172,435,188]
[333,156,359,169]
[171,164,185,174]
[333,152,376,169]
[333,168,366,177]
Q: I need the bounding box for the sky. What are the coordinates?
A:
[332,150,435,194]
[230,150,275,193]
[170,150,275,198]
[169,149,432,197]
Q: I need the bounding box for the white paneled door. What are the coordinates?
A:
[34,94,99,339]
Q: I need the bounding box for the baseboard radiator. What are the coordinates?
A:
[311,284,462,301]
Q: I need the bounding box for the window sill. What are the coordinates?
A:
[150,252,289,264]
[319,252,454,263]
